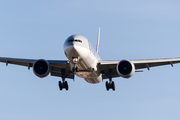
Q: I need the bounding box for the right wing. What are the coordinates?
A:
[0,57,74,79]
[99,58,180,79]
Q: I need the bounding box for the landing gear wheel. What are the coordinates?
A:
[105,81,115,91]
[112,81,115,91]
[59,81,62,90]
[58,81,69,91]
[106,81,109,91]
[65,81,69,90]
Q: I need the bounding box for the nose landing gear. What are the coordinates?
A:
[72,57,79,72]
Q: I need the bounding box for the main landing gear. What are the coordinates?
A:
[59,81,68,90]
[106,79,115,91]
[104,69,115,91]
[58,57,78,91]
[58,69,69,91]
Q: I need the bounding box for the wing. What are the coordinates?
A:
[99,58,180,79]
[0,57,74,79]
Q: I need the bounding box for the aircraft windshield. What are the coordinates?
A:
[68,39,82,43]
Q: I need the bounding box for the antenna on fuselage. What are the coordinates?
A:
[96,27,100,54]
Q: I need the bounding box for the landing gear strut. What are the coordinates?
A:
[58,69,69,91]
[72,63,79,72]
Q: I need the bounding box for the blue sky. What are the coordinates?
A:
[0,0,180,120]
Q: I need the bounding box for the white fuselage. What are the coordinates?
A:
[63,35,102,84]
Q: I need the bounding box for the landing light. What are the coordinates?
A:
[73,57,78,63]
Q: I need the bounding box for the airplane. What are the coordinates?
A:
[1,28,180,91]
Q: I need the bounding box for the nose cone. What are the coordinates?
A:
[63,34,88,51]
[64,45,79,58]
[64,35,87,47]
[63,34,89,59]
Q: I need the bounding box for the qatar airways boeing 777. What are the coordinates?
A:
[1,28,180,91]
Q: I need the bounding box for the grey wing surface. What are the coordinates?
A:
[0,57,74,79]
[99,58,180,79]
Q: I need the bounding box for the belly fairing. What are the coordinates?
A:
[84,74,102,84]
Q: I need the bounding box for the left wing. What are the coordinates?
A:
[99,58,180,79]
[0,57,74,79]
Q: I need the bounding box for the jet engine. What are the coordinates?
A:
[33,59,50,78]
[117,60,135,78]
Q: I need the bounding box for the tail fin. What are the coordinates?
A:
[96,27,100,54]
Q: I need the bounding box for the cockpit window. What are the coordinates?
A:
[68,39,82,43]
[68,40,74,42]
[74,40,82,43]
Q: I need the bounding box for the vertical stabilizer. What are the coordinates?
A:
[96,27,100,54]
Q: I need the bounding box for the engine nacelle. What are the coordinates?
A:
[33,59,50,78]
[117,60,135,78]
